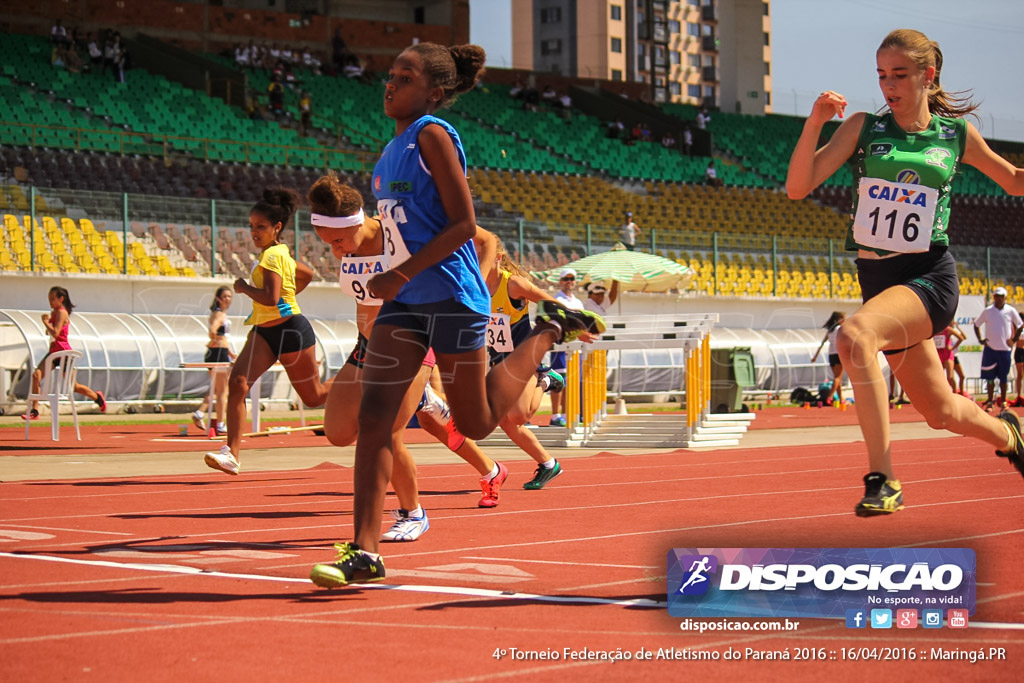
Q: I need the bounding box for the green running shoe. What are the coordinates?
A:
[523,459,563,490]
[536,300,605,343]
[310,542,385,587]
[854,472,904,517]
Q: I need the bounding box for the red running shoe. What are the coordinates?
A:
[95,391,107,413]
[477,461,508,508]
[21,409,39,421]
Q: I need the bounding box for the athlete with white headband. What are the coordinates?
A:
[308,173,511,541]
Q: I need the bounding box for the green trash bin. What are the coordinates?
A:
[710,347,756,413]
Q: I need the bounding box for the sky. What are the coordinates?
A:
[469,0,1024,142]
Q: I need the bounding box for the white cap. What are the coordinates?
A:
[560,268,577,280]
[994,286,1008,296]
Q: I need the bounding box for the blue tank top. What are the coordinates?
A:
[372,114,489,314]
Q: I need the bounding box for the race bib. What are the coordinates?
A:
[338,255,386,306]
[852,178,937,253]
[486,313,513,352]
[934,334,947,349]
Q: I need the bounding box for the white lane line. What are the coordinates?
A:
[0,524,133,536]
[904,528,1024,547]
[0,552,667,609]
[459,556,658,569]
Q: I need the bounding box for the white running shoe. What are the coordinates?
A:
[204,445,240,475]
[215,423,227,435]
[418,385,451,425]
[192,410,206,431]
[381,508,429,541]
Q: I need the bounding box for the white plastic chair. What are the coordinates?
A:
[24,349,83,442]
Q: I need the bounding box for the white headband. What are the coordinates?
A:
[311,209,364,228]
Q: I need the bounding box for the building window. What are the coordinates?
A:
[765,91,771,105]
[670,81,681,95]
[541,38,562,55]
[704,85,714,98]
[671,50,681,65]
[688,53,701,68]
[702,23,712,35]
[688,0,700,6]
[669,20,681,34]
[688,84,701,98]
[765,61,771,75]
[687,22,700,36]
[611,4,622,20]
[764,31,770,46]
[611,37,622,53]
[764,1,770,16]
[540,7,562,23]
[612,68,623,81]
[702,54,714,67]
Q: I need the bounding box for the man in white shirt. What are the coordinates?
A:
[974,287,1024,409]
[620,212,642,251]
[583,281,619,316]
[549,268,583,427]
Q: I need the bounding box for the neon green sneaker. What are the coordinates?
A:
[310,542,386,588]
[536,300,605,342]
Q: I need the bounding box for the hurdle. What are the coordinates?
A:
[552,312,751,448]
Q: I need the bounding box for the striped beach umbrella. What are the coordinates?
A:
[533,244,693,293]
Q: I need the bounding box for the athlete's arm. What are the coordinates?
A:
[43,308,67,339]
[207,311,222,342]
[368,124,477,301]
[474,225,497,282]
[235,268,282,307]
[786,91,863,200]
[810,333,829,363]
[507,274,556,304]
[962,122,1024,196]
[295,262,314,294]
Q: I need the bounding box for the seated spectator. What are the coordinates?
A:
[661,132,676,149]
[682,125,693,155]
[343,54,365,80]
[639,122,652,141]
[509,77,525,99]
[299,91,313,137]
[281,46,294,66]
[541,84,557,104]
[267,74,285,114]
[607,119,625,139]
[302,48,321,74]
[521,85,540,111]
[235,42,250,68]
[558,92,571,109]
[696,106,711,130]
[705,159,723,187]
[86,33,103,67]
[50,18,69,47]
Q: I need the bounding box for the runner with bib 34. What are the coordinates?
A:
[785,28,1024,517]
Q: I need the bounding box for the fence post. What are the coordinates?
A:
[210,199,217,277]
[986,247,992,297]
[122,192,128,275]
[517,218,524,262]
[712,232,718,295]
[771,235,778,297]
[294,209,301,259]
[29,186,36,273]
[828,238,834,299]
[650,227,656,254]
[586,224,592,256]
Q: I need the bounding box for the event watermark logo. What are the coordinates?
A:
[667,548,976,620]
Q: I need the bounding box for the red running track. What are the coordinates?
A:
[0,435,1022,681]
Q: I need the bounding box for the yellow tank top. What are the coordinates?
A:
[245,243,301,325]
[490,270,528,324]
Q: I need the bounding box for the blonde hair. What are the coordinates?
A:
[494,237,530,278]
[878,29,978,119]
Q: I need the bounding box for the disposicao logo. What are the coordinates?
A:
[666,548,976,619]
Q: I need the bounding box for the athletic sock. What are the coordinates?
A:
[484,463,499,480]
[539,375,551,391]
[538,459,556,469]
[406,506,424,519]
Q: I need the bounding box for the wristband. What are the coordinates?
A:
[392,269,411,283]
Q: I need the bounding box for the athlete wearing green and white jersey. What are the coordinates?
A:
[786,28,1024,518]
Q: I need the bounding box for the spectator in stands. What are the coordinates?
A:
[683,125,694,155]
[509,77,525,99]
[974,287,1023,410]
[343,54,366,81]
[86,33,103,68]
[302,47,321,74]
[267,73,285,114]
[299,90,313,137]
[111,34,127,83]
[281,45,294,66]
[661,131,676,149]
[50,18,69,47]
[639,122,652,142]
[620,211,642,250]
[541,84,558,105]
[607,119,624,139]
[332,28,351,74]
[705,159,722,187]
[696,106,710,129]
[785,28,1024,517]
[584,281,619,316]
[234,42,250,68]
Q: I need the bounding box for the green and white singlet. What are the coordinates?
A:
[846,112,966,255]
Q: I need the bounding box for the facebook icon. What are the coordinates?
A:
[845,609,867,628]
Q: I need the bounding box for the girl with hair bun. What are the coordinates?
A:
[307,172,511,543]
[204,188,329,476]
[786,28,1024,517]
[310,43,604,588]
[191,285,236,435]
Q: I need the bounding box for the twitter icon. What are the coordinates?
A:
[871,609,893,629]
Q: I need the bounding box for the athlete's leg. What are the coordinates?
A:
[353,324,428,554]
[388,364,433,511]
[323,362,362,446]
[279,344,329,408]
[836,285,934,479]
[831,362,844,404]
[417,409,496,475]
[499,416,555,465]
[226,329,276,458]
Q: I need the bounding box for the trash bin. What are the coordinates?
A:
[710,347,756,413]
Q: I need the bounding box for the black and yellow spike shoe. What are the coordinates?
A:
[854,472,904,517]
[995,410,1024,478]
[536,299,606,343]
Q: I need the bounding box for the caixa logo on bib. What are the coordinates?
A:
[667,548,975,619]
